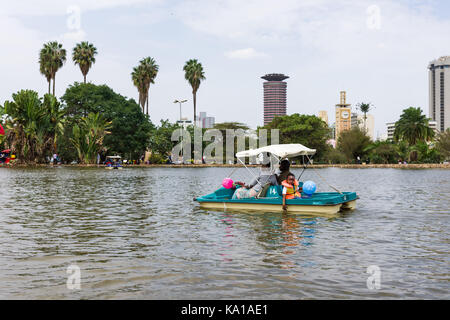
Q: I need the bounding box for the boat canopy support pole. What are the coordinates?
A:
[237,157,263,188]
[297,154,313,181]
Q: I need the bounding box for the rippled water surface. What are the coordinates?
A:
[0,167,449,299]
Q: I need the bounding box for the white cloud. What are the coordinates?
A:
[224,48,268,59]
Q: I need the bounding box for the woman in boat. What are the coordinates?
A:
[232,162,278,199]
[282,173,302,211]
[277,159,293,184]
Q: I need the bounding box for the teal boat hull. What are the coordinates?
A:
[194,187,358,215]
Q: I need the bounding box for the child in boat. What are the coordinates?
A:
[282,173,302,211]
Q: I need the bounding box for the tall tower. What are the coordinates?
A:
[262,73,289,125]
[335,91,352,140]
[429,56,450,132]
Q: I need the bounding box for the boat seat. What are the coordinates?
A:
[259,185,283,198]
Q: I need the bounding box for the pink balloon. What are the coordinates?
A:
[222,178,234,189]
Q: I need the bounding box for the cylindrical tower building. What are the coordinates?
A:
[262,73,289,125]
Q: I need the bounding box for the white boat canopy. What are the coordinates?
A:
[236,144,316,159]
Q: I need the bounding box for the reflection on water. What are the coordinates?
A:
[0,167,449,299]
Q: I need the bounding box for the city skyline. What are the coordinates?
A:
[1,1,450,136]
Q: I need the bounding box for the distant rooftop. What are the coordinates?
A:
[429,56,450,68]
[261,73,289,81]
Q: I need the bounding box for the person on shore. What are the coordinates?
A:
[277,159,293,184]
[232,162,278,199]
[282,173,302,211]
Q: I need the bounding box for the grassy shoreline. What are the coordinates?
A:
[3,163,450,169]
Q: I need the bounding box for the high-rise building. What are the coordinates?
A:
[335,91,352,140]
[429,56,450,132]
[262,73,288,125]
[387,121,438,141]
[351,112,375,140]
[318,111,328,125]
[386,122,396,141]
[199,112,215,129]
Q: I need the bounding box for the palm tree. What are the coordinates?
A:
[131,65,145,113]
[71,112,111,164]
[39,51,52,94]
[140,57,159,115]
[72,41,97,84]
[436,128,450,159]
[42,94,66,153]
[2,90,70,163]
[183,59,205,126]
[131,57,159,115]
[356,102,373,134]
[39,41,67,96]
[394,107,435,145]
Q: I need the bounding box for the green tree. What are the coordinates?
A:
[39,50,53,94]
[364,140,398,164]
[261,113,331,160]
[3,90,65,163]
[131,57,159,115]
[394,107,435,145]
[70,112,111,164]
[436,129,450,160]
[410,141,442,163]
[183,59,205,125]
[356,102,373,134]
[42,94,65,154]
[72,41,98,84]
[39,41,67,95]
[337,127,371,162]
[148,120,180,158]
[61,82,153,160]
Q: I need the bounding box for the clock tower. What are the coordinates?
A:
[335,91,352,140]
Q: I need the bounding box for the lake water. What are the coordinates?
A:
[0,167,448,299]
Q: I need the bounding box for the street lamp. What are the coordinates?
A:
[173,99,187,121]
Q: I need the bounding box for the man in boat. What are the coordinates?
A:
[232,162,278,199]
[282,173,302,211]
[276,159,294,184]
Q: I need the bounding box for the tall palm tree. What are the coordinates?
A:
[183,59,205,126]
[39,41,67,96]
[72,41,98,84]
[39,51,52,94]
[394,107,435,145]
[356,102,373,134]
[131,57,159,115]
[140,57,159,115]
[131,65,146,113]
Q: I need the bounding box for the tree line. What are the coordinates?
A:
[260,108,449,164]
[38,40,205,120]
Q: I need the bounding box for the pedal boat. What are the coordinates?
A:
[105,155,123,170]
[194,144,358,215]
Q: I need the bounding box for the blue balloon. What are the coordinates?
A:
[302,180,317,195]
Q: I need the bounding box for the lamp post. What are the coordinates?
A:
[174,99,188,164]
[173,99,187,121]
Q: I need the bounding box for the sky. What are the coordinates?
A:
[1,0,450,137]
